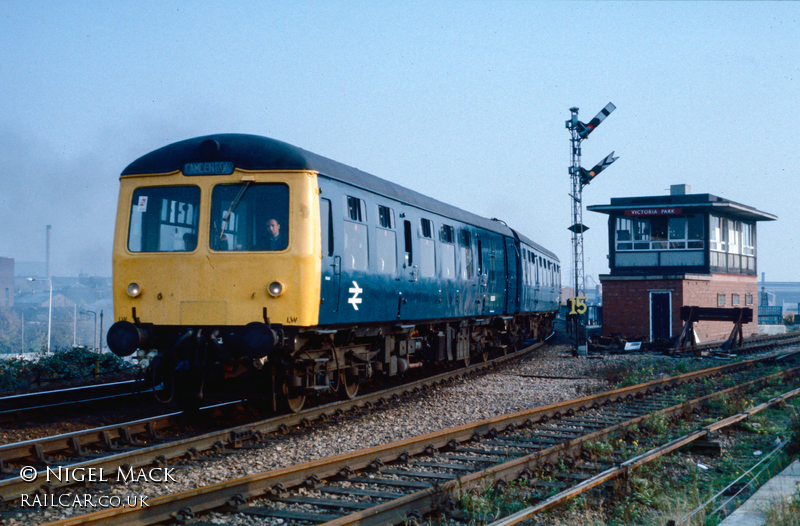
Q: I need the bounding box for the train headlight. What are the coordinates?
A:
[127,282,142,297]
[268,281,284,297]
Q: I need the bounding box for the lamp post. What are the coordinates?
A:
[27,277,52,353]
[81,310,97,352]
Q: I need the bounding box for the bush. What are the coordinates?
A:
[0,347,130,394]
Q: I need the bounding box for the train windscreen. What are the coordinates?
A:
[128,186,200,252]
[210,183,290,251]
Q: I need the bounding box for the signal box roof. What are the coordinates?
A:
[588,192,776,222]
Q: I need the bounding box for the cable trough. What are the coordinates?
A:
[30,348,800,526]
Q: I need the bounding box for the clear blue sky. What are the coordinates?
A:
[1,1,797,283]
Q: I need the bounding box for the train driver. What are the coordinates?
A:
[264,217,286,251]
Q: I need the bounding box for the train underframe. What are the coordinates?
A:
[135,312,555,412]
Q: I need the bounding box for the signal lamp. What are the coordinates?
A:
[127,283,142,297]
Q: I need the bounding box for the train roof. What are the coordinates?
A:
[122,134,558,261]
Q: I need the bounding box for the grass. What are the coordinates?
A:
[763,487,800,526]
[595,355,712,390]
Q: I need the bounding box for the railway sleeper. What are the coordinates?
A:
[241,507,342,523]
[0,458,14,476]
[27,443,52,467]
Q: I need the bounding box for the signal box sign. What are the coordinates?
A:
[624,207,682,217]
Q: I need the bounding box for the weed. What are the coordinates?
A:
[763,487,800,526]
[642,413,669,435]
[584,440,615,461]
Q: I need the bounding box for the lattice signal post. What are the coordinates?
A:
[565,103,617,354]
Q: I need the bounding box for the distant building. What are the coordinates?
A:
[0,257,13,307]
[588,184,776,342]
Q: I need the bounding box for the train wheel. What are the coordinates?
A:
[340,370,359,400]
[478,343,489,363]
[281,383,306,413]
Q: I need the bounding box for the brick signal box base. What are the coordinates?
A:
[601,274,758,342]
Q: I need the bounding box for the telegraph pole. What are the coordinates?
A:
[565,103,617,355]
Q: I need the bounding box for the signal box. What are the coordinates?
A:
[588,184,776,343]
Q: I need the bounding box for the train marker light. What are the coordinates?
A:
[127,283,142,297]
[579,151,618,186]
[268,281,284,297]
[576,102,616,139]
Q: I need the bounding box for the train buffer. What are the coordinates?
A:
[673,306,753,353]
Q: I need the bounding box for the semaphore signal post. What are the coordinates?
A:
[566,103,617,355]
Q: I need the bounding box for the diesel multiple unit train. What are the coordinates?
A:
[107,134,561,411]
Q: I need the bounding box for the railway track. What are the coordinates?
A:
[670,330,800,357]
[12,344,800,526]
[0,339,548,505]
[0,380,149,424]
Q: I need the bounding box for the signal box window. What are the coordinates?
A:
[128,186,200,252]
[616,215,704,251]
[210,183,289,251]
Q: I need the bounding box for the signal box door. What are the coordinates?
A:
[650,292,671,341]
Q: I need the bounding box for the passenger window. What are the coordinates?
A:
[343,222,368,271]
[129,186,200,252]
[377,205,394,228]
[419,218,435,278]
[440,224,455,279]
[376,206,396,274]
[420,218,433,238]
[440,224,454,243]
[458,229,473,279]
[346,196,365,222]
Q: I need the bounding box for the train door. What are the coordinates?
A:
[483,236,504,315]
[650,291,671,341]
[396,219,415,320]
[504,237,518,314]
[318,197,340,320]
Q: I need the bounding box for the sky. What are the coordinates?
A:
[1,1,798,284]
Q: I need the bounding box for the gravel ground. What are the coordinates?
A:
[3,336,731,525]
